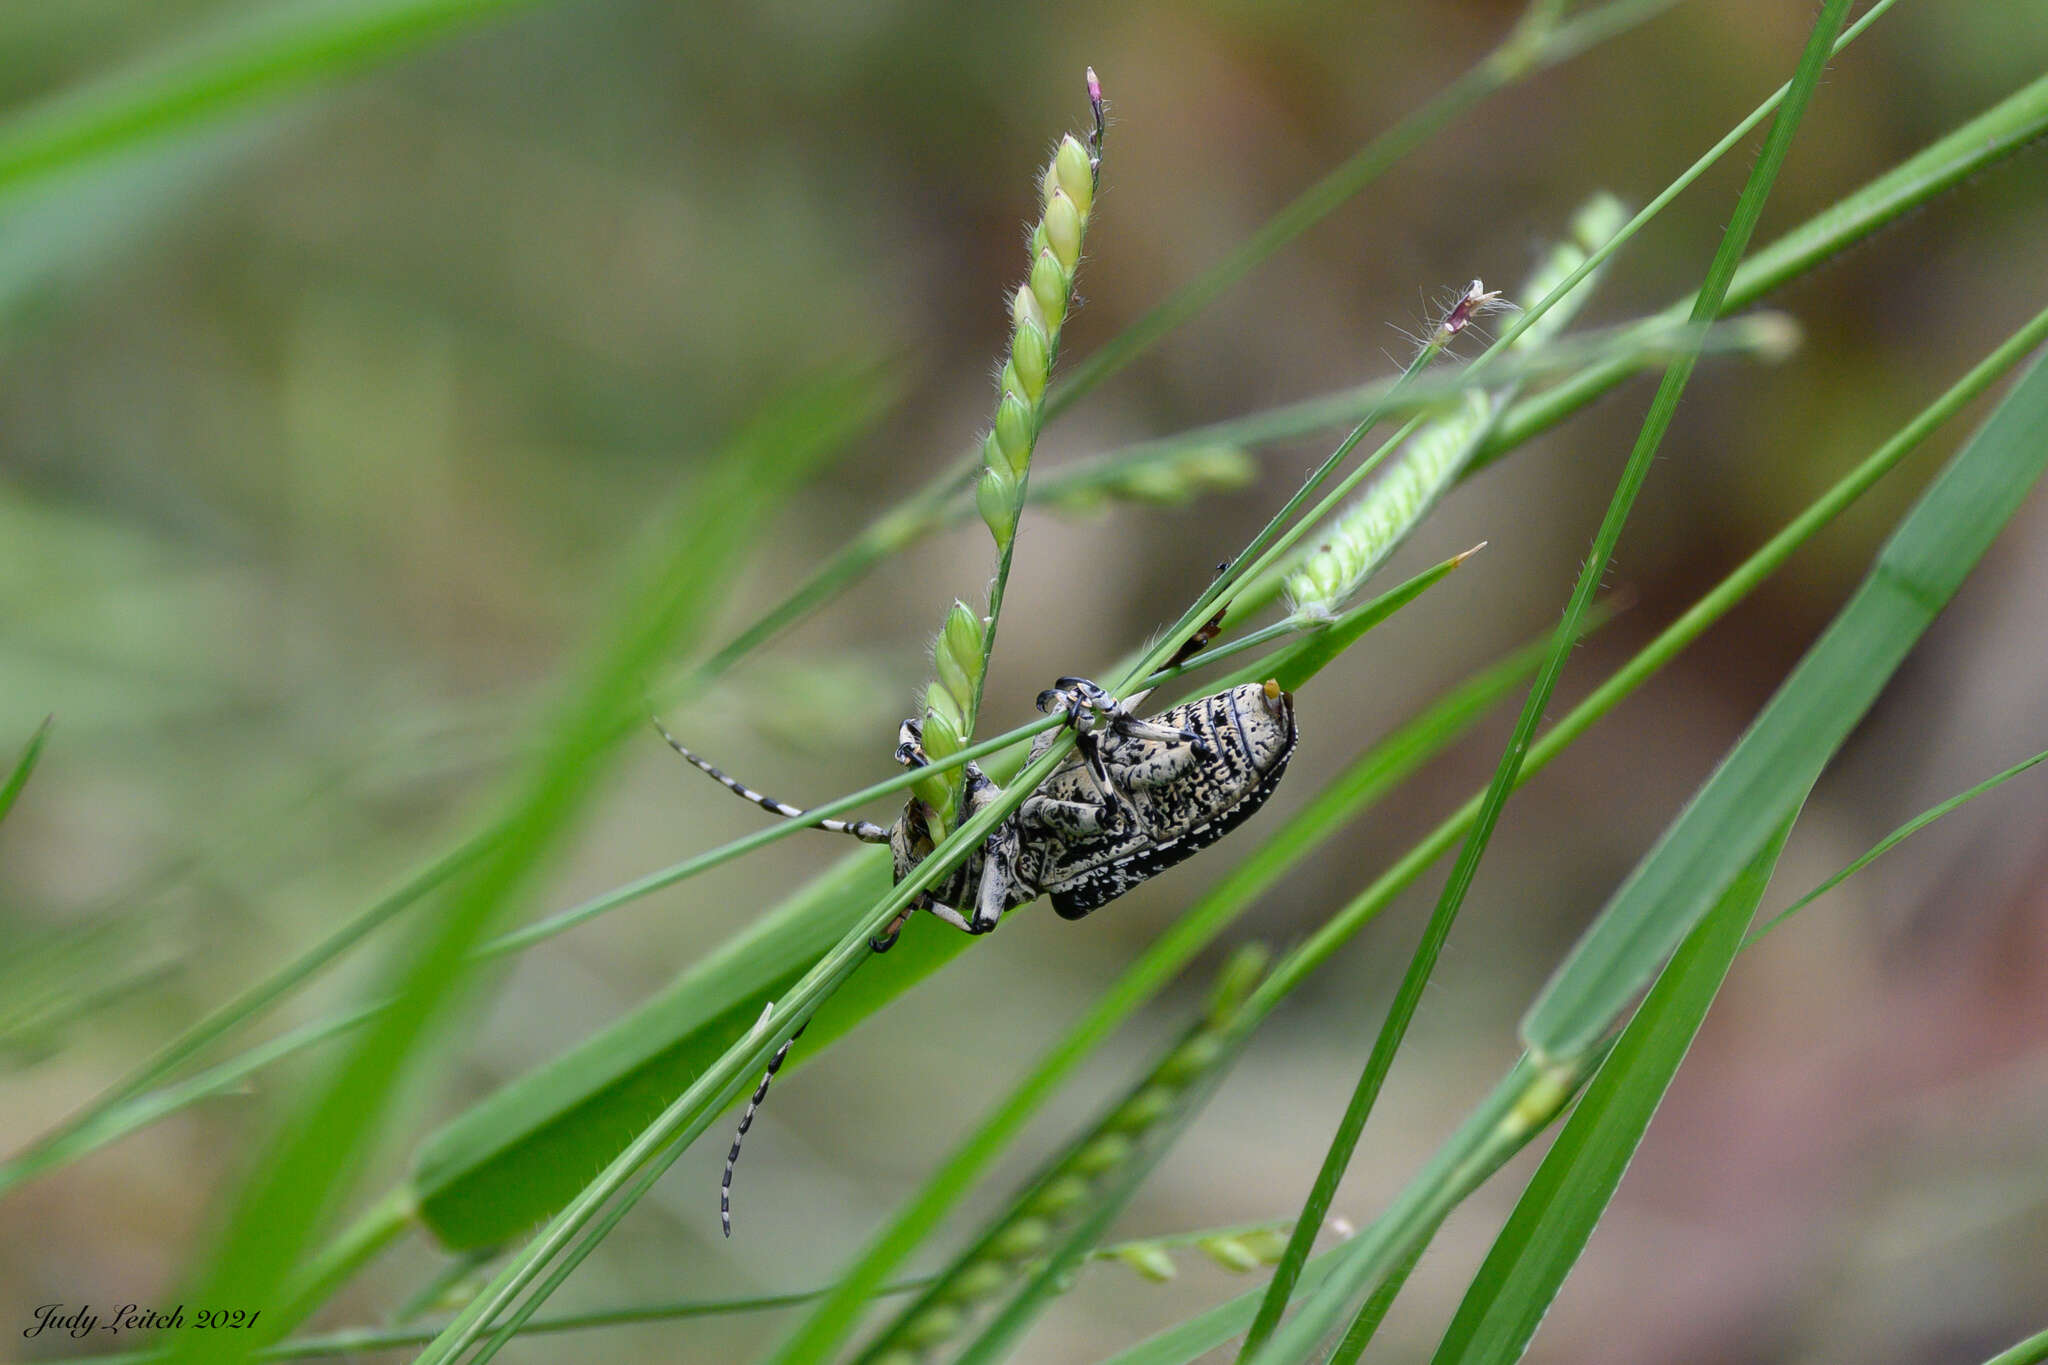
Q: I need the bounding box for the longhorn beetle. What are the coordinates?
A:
[661,657,1297,1234]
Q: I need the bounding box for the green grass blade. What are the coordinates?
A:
[1429,819,1797,1365]
[1102,1244,1353,1365]
[1984,1326,2048,1365]
[1324,1247,1422,1364]
[155,367,888,1365]
[409,845,891,1247]
[949,1051,1247,1365]
[915,955,1267,1365]
[71,1225,1286,1364]
[1244,1056,1595,1365]
[0,0,546,202]
[1524,345,2048,1062]
[0,1003,378,1194]
[1239,3,1852,1354]
[1046,0,1681,408]
[1748,745,2048,947]
[1482,70,2048,470]
[0,713,52,829]
[0,839,482,1200]
[1086,309,1785,489]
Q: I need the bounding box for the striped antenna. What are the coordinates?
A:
[653,717,892,844]
[723,1019,809,1237]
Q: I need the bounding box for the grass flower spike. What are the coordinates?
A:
[921,69,1105,836]
[1284,193,1627,622]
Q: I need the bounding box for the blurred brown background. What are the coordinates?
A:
[2,1,2046,1361]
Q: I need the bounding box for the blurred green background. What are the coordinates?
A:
[3,1,2046,1361]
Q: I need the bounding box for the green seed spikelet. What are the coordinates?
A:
[1038,443,1256,513]
[910,601,984,826]
[1283,192,1628,623]
[915,72,1105,836]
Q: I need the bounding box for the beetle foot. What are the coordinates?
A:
[870,907,913,953]
[894,718,928,769]
[1036,677,1127,734]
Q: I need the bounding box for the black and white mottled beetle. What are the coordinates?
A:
[658,673,1297,1233]
[877,676,1296,943]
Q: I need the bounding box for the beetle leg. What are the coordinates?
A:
[1038,677,1205,753]
[869,906,915,953]
[926,900,983,934]
[872,895,982,950]
[1019,792,1117,836]
[1036,678,1108,728]
[1113,713,1203,747]
[971,856,1014,933]
[895,718,928,769]
[1071,730,1137,831]
[1037,680,1136,817]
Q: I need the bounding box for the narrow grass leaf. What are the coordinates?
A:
[0,842,482,1200]
[0,713,52,829]
[1324,1246,1423,1364]
[0,1004,378,1194]
[157,367,888,1364]
[1244,1056,1595,1365]
[1984,1325,2048,1365]
[75,1226,1294,1365]
[1748,745,2048,947]
[1048,0,1681,407]
[1482,70,2048,469]
[1100,1247,1350,1365]
[926,957,1267,1365]
[0,0,547,202]
[1429,819,1797,1365]
[1524,346,2048,1061]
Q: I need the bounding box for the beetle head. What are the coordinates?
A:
[1232,679,1296,774]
